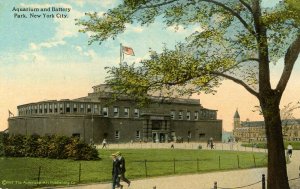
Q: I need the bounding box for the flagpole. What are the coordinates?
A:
[120,43,122,64]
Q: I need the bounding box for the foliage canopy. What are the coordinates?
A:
[77,0,300,105]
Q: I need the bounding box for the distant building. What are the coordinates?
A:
[233,110,300,142]
[8,84,222,143]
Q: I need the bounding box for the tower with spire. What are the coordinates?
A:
[233,109,241,129]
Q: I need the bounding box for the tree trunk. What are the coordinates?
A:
[261,96,290,189]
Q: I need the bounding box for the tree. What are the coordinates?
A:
[77,1,300,188]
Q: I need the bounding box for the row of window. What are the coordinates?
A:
[18,103,216,120]
[170,110,216,120]
[18,103,140,118]
[115,130,140,139]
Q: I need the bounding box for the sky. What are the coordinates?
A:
[0,0,299,132]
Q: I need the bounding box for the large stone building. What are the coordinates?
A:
[8,84,222,143]
[233,110,300,142]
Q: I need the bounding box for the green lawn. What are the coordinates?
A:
[241,141,300,150]
[0,149,267,189]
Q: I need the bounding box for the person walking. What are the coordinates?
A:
[115,151,131,187]
[287,143,293,158]
[207,139,210,148]
[102,138,107,149]
[111,153,123,189]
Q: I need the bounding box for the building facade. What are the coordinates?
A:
[233,110,300,142]
[8,84,222,143]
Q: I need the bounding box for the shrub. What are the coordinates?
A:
[24,134,39,157]
[2,134,99,160]
[65,137,99,160]
[36,135,51,157]
[47,135,71,159]
[4,135,26,157]
[0,132,5,156]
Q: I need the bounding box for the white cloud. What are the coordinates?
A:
[30,40,66,50]
[125,24,144,33]
[21,3,85,51]
[67,0,119,8]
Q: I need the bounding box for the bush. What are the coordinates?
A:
[47,135,71,159]
[198,145,202,149]
[24,134,39,157]
[2,134,99,160]
[0,132,5,156]
[65,137,99,160]
[4,134,26,157]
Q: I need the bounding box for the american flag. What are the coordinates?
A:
[8,110,14,117]
[122,46,135,56]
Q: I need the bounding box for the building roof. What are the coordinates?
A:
[241,119,300,127]
[234,109,240,119]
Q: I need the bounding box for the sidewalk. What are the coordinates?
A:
[54,143,300,189]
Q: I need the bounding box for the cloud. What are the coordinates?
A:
[125,24,144,33]
[30,40,66,50]
[67,0,119,8]
[73,45,97,59]
[20,3,85,51]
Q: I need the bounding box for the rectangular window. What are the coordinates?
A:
[115,130,120,139]
[35,106,38,114]
[178,111,183,120]
[59,104,63,113]
[136,130,140,139]
[94,104,98,114]
[80,104,84,113]
[170,111,175,120]
[87,104,91,113]
[44,104,48,113]
[124,107,129,117]
[73,104,77,112]
[49,104,53,113]
[54,104,58,113]
[113,107,119,117]
[103,107,108,117]
[39,105,43,114]
[66,103,70,113]
[194,111,198,120]
[134,108,139,118]
[212,111,216,119]
[186,111,191,120]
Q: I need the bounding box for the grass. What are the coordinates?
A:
[0,149,267,189]
[241,141,300,150]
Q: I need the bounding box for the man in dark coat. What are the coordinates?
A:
[115,151,131,187]
[111,153,123,189]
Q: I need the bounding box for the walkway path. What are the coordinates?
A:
[53,143,300,189]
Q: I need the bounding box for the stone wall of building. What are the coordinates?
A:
[8,84,223,143]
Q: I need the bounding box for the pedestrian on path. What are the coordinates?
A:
[102,138,107,149]
[207,139,210,148]
[287,143,293,158]
[116,151,131,187]
[111,153,123,189]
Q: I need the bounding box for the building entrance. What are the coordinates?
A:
[152,132,167,143]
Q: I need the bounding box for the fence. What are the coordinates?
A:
[0,153,267,188]
[212,167,300,189]
[131,155,265,178]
